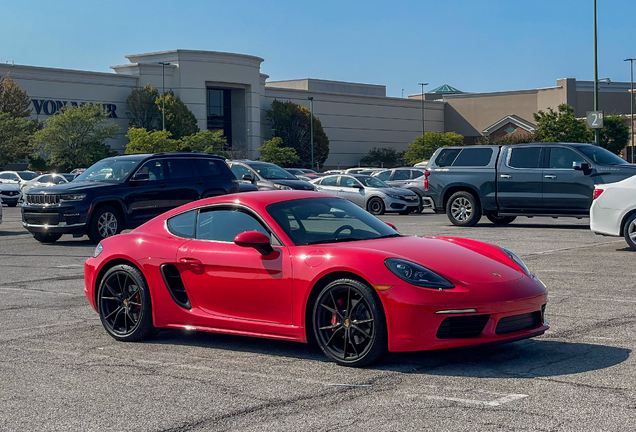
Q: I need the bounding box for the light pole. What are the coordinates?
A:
[593,0,600,145]
[157,62,170,131]
[625,58,635,162]
[418,82,429,136]
[308,97,314,170]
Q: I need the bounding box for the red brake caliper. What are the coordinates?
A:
[330,298,343,330]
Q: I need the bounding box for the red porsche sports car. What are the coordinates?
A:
[84,191,548,367]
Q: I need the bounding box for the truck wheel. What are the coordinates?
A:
[486,214,517,225]
[88,206,122,244]
[623,213,636,251]
[446,191,481,227]
[33,232,62,243]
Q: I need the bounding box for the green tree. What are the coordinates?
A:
[533,104,592,143]
[125,127,179,154]
[265,99,329,169]
[180,130,229,156]
[403,132,464,165]
[598,114,630,155]
[475,131,539,146]
[258,136,300,166]
[360,147,405,168]
[32,104,118,171]
[126,84,161,130]
[156,90,199,139]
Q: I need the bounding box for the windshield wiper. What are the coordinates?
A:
[306,237,360,245]
[375,233,402,239]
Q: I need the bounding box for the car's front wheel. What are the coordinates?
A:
[97,264,156,342]
[88,206,122,243]
[367,197,385,215]
[623,213,636,251]
[312,278,387,367]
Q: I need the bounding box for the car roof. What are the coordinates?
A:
[103,153,226,161]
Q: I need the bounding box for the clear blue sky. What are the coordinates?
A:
[2,0,635,97]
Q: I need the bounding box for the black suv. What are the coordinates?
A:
[22,153,238,243]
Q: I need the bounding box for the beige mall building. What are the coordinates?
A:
[1,49,634,168]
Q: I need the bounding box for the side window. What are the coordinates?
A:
[166,159,194,179]
[452,148,493,167]
[137,160,165,181]
[436,149,462,167]
[321,176,338,186]
[195,159,223,176]
[549,148,585,169]
[393,170,410,181]
[230,164,252,180]
[52,176,67,184]
[508,147,542,169]
[39,175,53,183]
[375,171,391,181]
[411,170,425,179]
[167,210,197,238]
[196,209,269,242]
[340,176,356,188]
[9,173,19,181]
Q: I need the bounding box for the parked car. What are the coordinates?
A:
[0,183,22,207]
[345,167,385,175]
[21,173,74,196]
[371,167,433,212]
[0,170,38,188]
[227,160,315,191]
[286,168,313,181]
[84,191,548,367]
[22,153,238,244]
[590,175,636,250]
[425,143,636,227]
[311,174,419,215]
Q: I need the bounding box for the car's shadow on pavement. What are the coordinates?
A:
[474,223,589,230]
[149,331,629,378]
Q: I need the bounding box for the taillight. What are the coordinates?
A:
[424,170,430,191]
[593,189,604,200]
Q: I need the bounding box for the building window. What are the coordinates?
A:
[207,88,232,145]
[505,126,516,134]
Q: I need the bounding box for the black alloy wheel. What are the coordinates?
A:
[98,264,156,342]
[486,214,517,225]
[367,197,385,215]
[313,278,387,367]
[32,232,62,243]
[446,191,481,227]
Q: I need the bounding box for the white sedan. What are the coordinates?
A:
[20,173,74,196]
[590,175,636,250]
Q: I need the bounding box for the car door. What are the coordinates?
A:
[497,146,544,211]
[542,147,594,212]
[176,207,293,324]
[125,159,171,223]
[313,175,339,196]
[338,176,366,207]
[386,169,411,188]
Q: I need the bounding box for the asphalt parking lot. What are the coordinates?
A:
[0,204,634,431]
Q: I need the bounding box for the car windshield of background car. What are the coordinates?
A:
[74,160,140,183]
[266,198,400,246]
[357,176,389,188]
[17,171,38,181]
[577,145,628,166]
[251,164,297,180]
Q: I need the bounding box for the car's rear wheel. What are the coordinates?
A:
[486,213,517,225]
[446,191,481,227]
[88,206,122,244]
[367,197,385,215]
[98,264,156,342]
[312,278,387,367]
[32,232,62,243]
[623,213,636,251]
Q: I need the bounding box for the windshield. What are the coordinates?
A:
[357,176,389,188]
[267,198,400,246]
[17,171,38,181]
[249,163,297,180]
[577,145,628,165]
[74,159,141,183]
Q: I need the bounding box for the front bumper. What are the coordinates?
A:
[0,196,20,205]
[385,196,420,212]
[22,204,89,235]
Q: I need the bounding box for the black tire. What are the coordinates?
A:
[97,264,156,342]
[312,278,387,367]
[88,205,122,244]
[32,232,62,243]
[486,214,517,225]
[623,213,636,251]
[446,191,481,227]
[367,197,385,215]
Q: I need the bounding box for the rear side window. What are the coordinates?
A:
[393,170,410,180]
[166,159,195,179]
[452,148,493,167]
[375,171,391,181]
[195,159,223,176]
[321,176,338,186]
[508,147,542,169]
[412,170,425,178]
[167,210,197,238]
[436,149,461,167]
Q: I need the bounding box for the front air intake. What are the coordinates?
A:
[160,264,191,309]
[495,311,542,335]
[436,315,490,339]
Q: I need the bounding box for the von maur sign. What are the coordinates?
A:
[30,99,118,118]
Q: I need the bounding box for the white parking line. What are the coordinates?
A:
[418,390,528,407]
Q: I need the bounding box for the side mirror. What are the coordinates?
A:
[352,183,364,189]
[131,172,149,182]
[234,231,273,255]
[242,173,256,183]
[573,161,591,174]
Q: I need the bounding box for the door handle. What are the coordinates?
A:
[544,175,557,179]
[179,258,202,265]
[500,174,512,179]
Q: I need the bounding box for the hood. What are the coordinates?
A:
[27,181,115,194]
[376,187,417,197]
[270,179,315,190]
[0,183,20,192]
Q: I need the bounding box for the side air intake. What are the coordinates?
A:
[160,264,191,309]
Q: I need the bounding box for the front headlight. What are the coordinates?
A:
[93,242,103,258]
[386,193,403,200]
[60,193,86,202]
[274,184,293,190]
[501,247,533,276]
[385,258,454,289]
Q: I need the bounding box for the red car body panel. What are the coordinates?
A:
[85,191,548,353]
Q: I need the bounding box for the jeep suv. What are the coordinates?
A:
[22,153,238,243]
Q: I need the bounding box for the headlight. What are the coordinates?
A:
[501,247,532,276]
[274,184,293,190]
[60,194,86,202]
[386,193,403,200]
[385,258,454,289]
[93,242,103,258]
